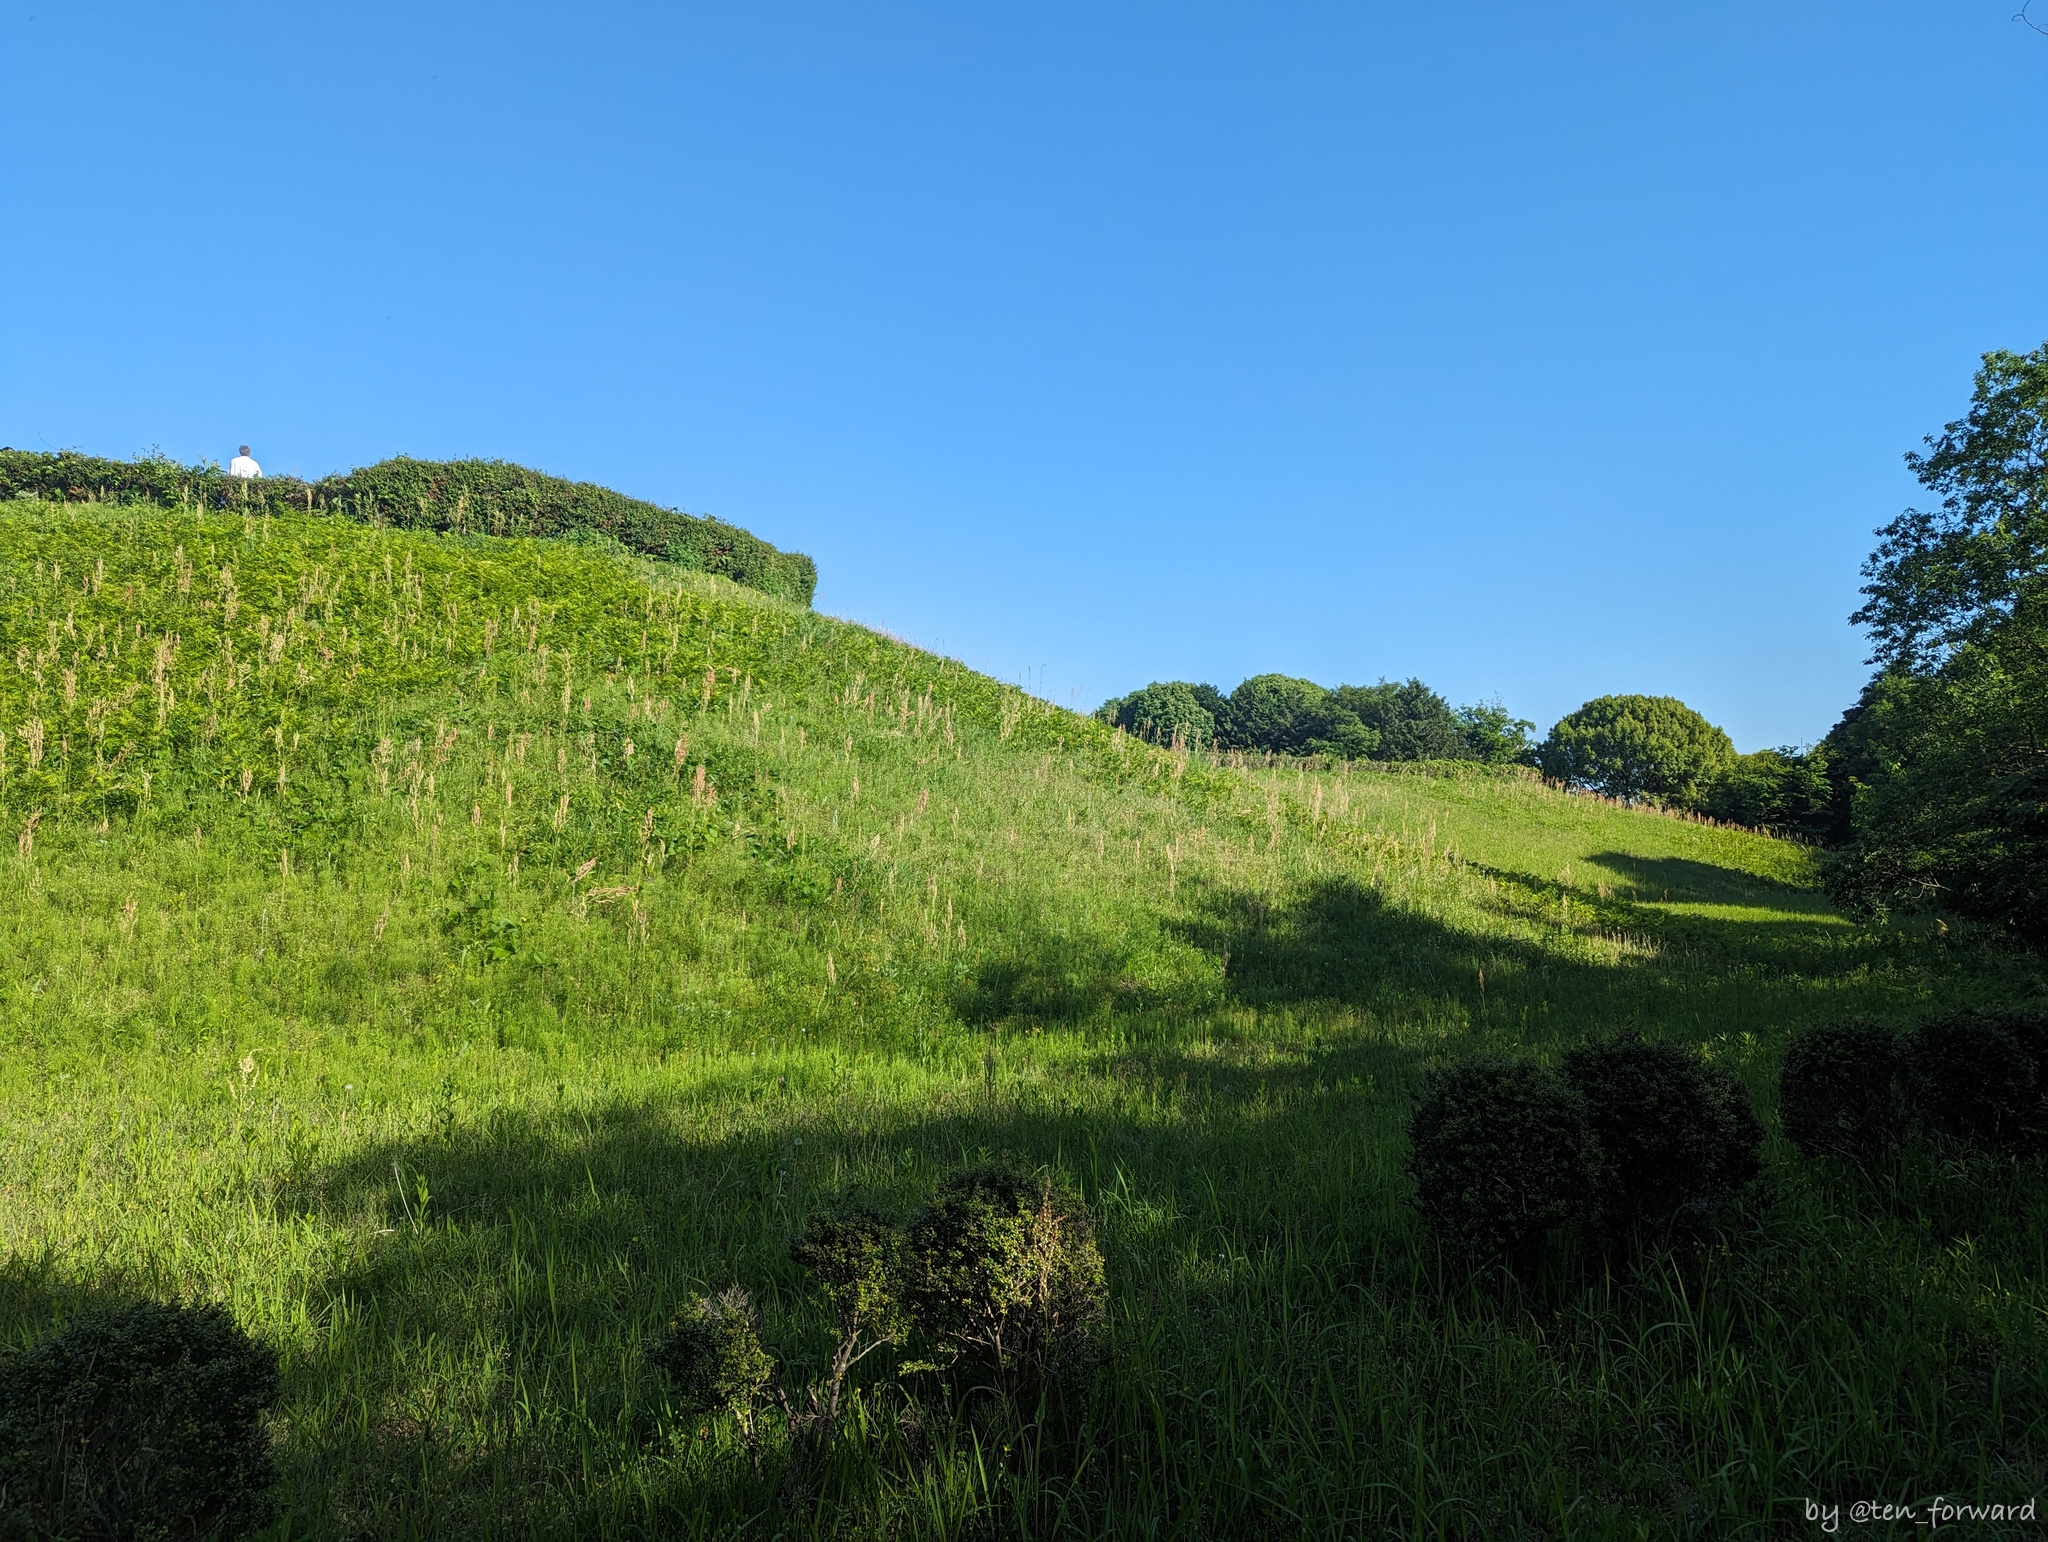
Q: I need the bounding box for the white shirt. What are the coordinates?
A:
[229,454,262,479]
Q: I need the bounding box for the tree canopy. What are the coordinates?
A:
[1538,696,1735,809]
[1853,342,2048,669]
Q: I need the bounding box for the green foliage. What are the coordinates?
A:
[1405,1057,1603,1261]
[1821,596,2048,941]
[1900,1006,2048,1155]
[1777,1018,1906,1163]
[1853,341,2048,670]
[0,1301,280,1541]
[1095,680,1216,748]
[790,1207,907,1349]
[1539,694,1736,809]
[903,1164,1108,1406]
[1702,746,1835,839]
[1332,678,1463,761]
[646,1288,774,1424]
[1217,675,1377,759]
[0,448,816,605]
[1456,697,1538,766]
[1562,1033,1762,1236]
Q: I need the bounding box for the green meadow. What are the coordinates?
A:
[2,501,2043,1537]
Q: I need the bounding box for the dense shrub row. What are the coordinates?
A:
[0,448,818,606]
[1408,1007,2048,1268]
[1095,675,1537,764]
[1407,1034,1763,1263]
[1779,1006,2048,1162]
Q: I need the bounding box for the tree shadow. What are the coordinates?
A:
[1583,851,1835,915]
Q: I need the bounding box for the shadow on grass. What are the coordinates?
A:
[1582,851,1834,913]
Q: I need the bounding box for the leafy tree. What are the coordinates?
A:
[1825,344,2048,942]
[1821,594,2048,941]
[1455,698,1538,766]
[1702,746,1835,839]
[1538,695,1735,808]
[1332,679,1463,761]
[1095,681,1217,748]
[1217,675,1377,758]
[1853,342,2048,670]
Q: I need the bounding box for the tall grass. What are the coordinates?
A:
[1,501,2043,1537]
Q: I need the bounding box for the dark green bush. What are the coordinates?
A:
[1562,1033,1763,1235]
[1332,679,1464,761]
[1218,675,1377,758]
[646,1286,774,1425]
[1406,1057,1603,1261]
[0,1301,279,1541]
[1095,681,1217,749]
[1777,1018,1906,1162]
[0,448,817,606]
[1702,745,1836,839]
[1901,1006,2048,1154]
[903,1164,1107,1408]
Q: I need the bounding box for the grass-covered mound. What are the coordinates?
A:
[0,499,2043,1538]
[0,449,817,605]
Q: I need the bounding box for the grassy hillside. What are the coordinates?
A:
[1,501,2042,1538]
[0,450,819,605]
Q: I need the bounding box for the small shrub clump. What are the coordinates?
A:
[904,1164,1108,1409]
[1562,1033,1763,1236]
[0,1301,280,1542]
[1777,1018,1906,1162]
[1901,1006,2048,1155]
[1406,1057,1603,1261]
[646,1286,774,1431]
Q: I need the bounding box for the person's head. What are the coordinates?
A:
[239,445,251,457]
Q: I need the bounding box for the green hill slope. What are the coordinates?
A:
[0,450,818,605]
[0,502,2039,1538]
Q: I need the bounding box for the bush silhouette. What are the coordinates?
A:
[1562,1033,1763,1235]
[1778,1018,1906,1162]
[0,1301,279,1541]
[1901,1006,2048,1155]
[903,1164,1107,1409]
[646,1286,774,1428]
[1406,1057,1602,1261]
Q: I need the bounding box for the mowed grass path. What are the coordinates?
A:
[1,502,2042,1538]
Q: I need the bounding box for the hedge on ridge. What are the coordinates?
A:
[0,449,818,607]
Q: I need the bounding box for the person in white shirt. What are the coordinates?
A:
[228,445,262,479]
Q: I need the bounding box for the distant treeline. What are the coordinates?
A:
[1112,341,2047,945]
[1099,679,1843,844]
[0,450,818,607]
[1095,675,1538,766]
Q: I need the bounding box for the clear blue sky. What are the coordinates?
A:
[5,4,2044,749]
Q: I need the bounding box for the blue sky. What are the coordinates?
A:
[4,3,2044,749]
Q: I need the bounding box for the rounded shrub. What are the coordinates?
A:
[903,1164,1107,1408]
[1901,1005,2048,1154]
[1405,1056,1603,1261]
[1538,694,1735,808]
[1777,1018,1905,1162]
[1562,1033,1763,1235]
[0,1301,280,1541]
[646,1286,774,1423]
